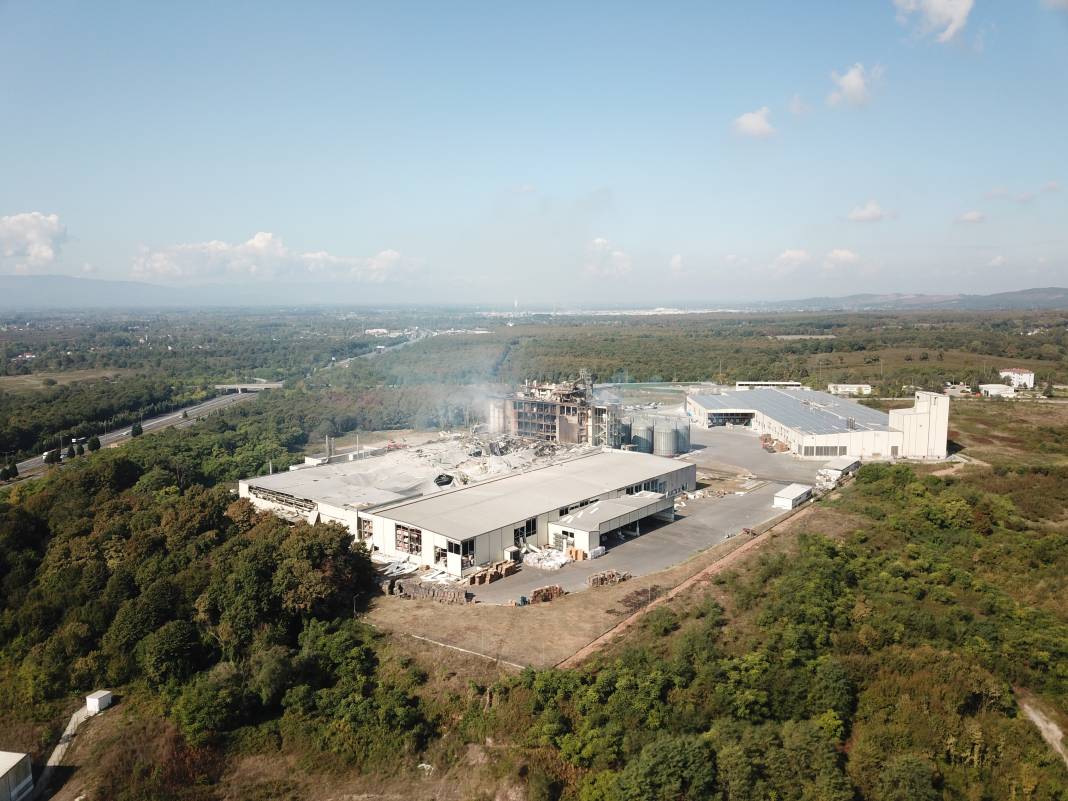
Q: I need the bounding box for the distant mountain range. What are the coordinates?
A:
[2,275,1068,312]
[759,287,1068,312]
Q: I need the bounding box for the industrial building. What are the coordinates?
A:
[241,441,696,578]
[686,387,948,460]
[827,383,872,396]
[487,377,621,447]
[358,450,694,575]
[0,752,32,801]
[999,368,1035,389]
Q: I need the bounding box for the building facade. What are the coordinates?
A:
[487,379,621,446]
[998,368,1035,389]
[686,388,948,460]
[357,451,695,575]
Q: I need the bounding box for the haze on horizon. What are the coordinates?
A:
[1,1,1066,307]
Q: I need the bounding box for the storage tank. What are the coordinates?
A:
[676,423,691,454]
[653,426,677,457]
[619,420,632,446]
[631,422,653,453]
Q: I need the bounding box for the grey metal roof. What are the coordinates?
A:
[554,491,666,532]
[689,388,890,435]
[371,451,693,541]
[775,483,813,500]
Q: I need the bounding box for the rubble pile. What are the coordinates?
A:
[523,549,572,570]
[587,569,632,588]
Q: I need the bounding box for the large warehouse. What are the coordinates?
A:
[359,450,693,576]
[686,387,948,460]
[241,448,695,577]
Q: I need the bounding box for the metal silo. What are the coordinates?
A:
[632,422,653,453]
[653,425,677,457]
[675,422,691,454]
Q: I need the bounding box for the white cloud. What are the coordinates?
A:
[827,63,884,107]
[956,210,985,223]
[987,255,1006,267]
[772,249,812,272]
[894,0,974,43]
[1042,180,1060,192]
[0,212,67,273]
[788,94,809,115]
[847,200,887,222]
[733,107,775,138]
[669,253,687,277]
[132,231,413,283]
[1041,0,1068,9]
[825,249,860,268]
[584,237,631,278]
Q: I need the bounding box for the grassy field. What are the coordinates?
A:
[0,368,129,393]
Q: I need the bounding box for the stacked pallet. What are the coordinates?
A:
[391,577,470,604]
[465,559,520,585]
[586,569,632,588]
[529,584,565,604]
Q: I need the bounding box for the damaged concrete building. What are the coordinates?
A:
[487,377,622,447]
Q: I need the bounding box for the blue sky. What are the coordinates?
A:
[1,0,1066,305]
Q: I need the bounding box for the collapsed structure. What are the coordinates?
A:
[240,440,695,578]
[487,376,621,447]
[686,387,948,460]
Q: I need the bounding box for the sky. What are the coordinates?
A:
[1,0,1067,306]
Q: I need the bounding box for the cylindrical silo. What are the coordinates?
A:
[675,422,691,454]
[653,426,677,457]
[632,422,653,453]
[619,419,632,445]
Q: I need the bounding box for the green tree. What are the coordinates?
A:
[6,461,16,478]
[87,436,101,452]
[615,735,717,801]
[140,620,201,686]
[75,443,85,456]
[66,445,76,459]
[874,754,939,801]
[131,421,143,437]
[43,449,60,465]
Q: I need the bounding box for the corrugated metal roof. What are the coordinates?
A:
[371,451,693,540]
[689,388,890,435]
[774,483,813,500]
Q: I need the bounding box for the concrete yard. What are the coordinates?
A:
[470,481,787,604]
[684,426,828,484]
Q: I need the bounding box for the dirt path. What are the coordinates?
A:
[931,456,989,477]
[1018,693,1068,769]
[555,504,818,668]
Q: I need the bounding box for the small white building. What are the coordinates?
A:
[0,752,32,801]
[821,456,861,482]
[827,383,872,396]
[774,483,813,510]
[980,383,1015,398]
[998,368,1035,389]
[87,689,113,714]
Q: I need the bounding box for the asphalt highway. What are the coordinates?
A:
[14,391,256,475]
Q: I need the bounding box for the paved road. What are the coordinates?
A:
[14,392,256,474]
[471,483,789,603]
